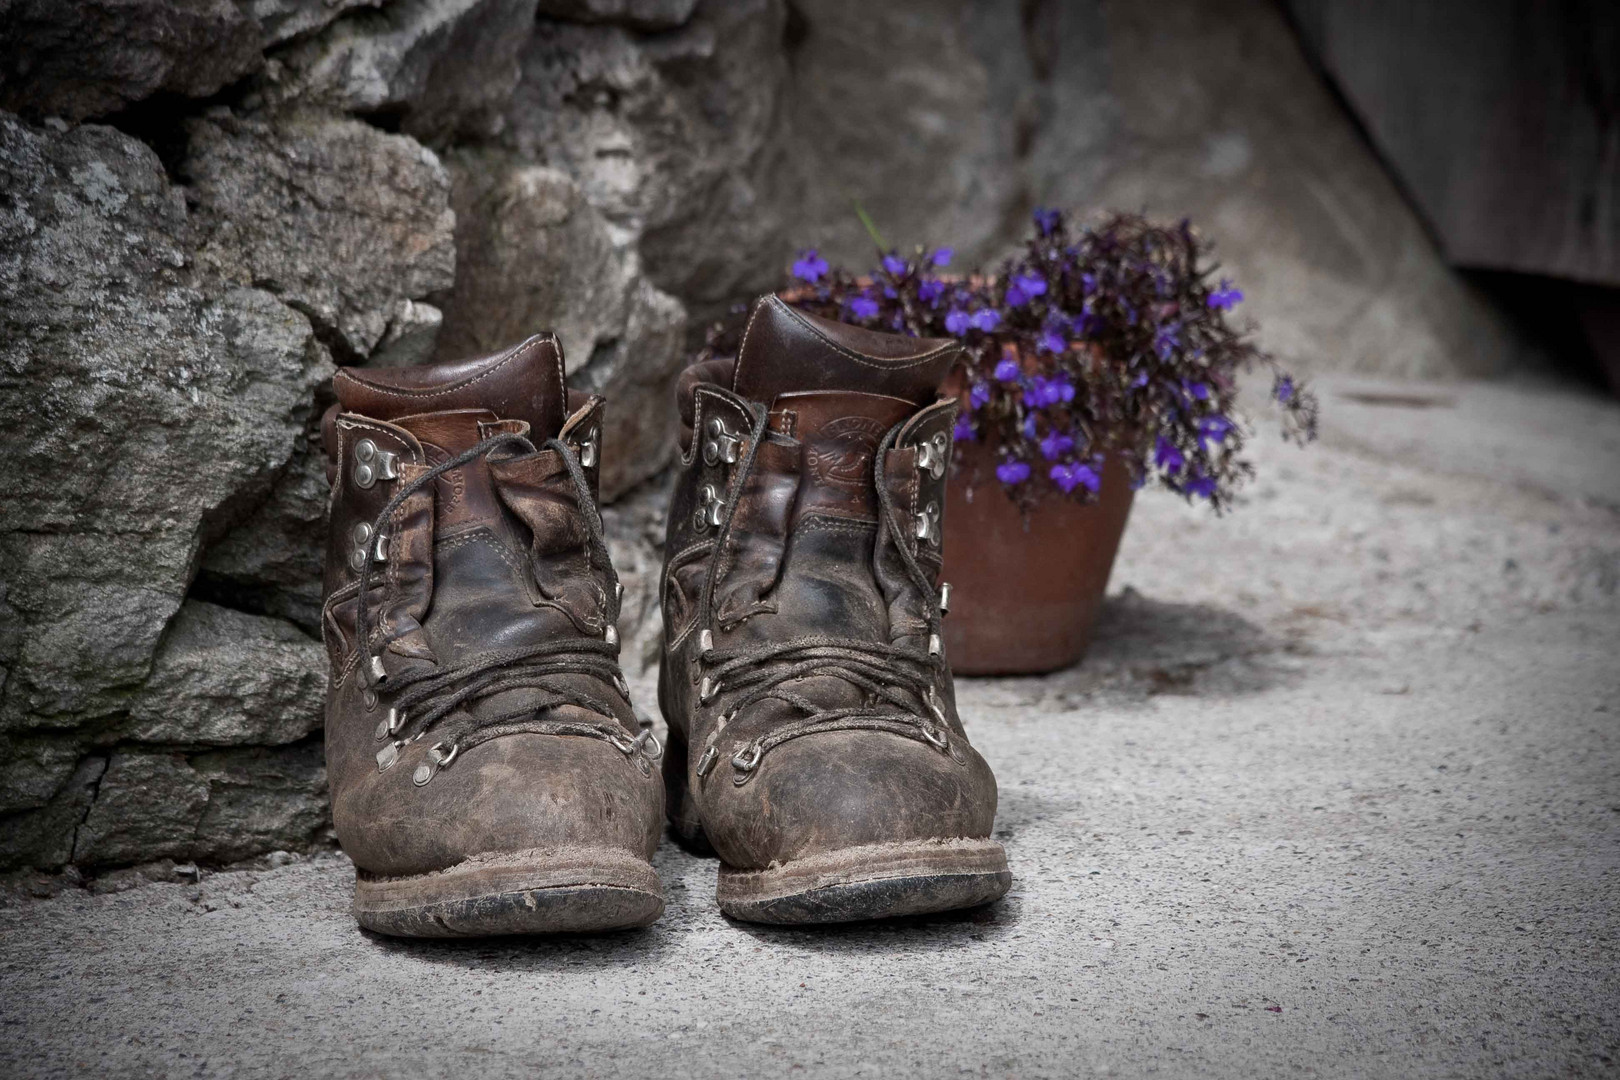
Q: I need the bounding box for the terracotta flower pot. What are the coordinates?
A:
[941,443,1135,675]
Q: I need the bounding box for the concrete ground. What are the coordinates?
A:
[2,373,1618,1078]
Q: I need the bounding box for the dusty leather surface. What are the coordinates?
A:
[659,296,1000,870]
[321,338,661,879]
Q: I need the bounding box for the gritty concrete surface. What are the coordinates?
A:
[2,373,1618,1079]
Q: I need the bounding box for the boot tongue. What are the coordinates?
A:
[733,295,959,409]
[333,334,567,439]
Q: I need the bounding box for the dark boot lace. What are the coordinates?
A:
[695,412,956,786]
[354,432,658,786]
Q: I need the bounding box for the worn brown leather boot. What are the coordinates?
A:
[658,295,1010,924]
[320,336,664,936]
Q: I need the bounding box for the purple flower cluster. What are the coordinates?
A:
[756,210,1318,511]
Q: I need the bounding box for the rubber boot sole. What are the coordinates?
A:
[353,846,664,937]
[716,838,1011,925]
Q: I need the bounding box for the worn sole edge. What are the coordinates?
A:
[716,838,1011,925]
[353,846,664,937]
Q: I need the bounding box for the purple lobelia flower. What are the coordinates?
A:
[997,459,1032,485]
[847,295,879,320]
[993,356,1021,383]
[970,308,1001,332]
[791,249,828,283]
[1197,415,1233,448]
[1131,369,1150,389]
[969,382,991,409]
[1005,271,1048,308]
[1184,470,1218,499]
[882,253,906,276]
[1207,278,1243,311]
[1038,326,1067,354]
[1021,414,1037,438]
[918,278,945,303]
[953,415,975,442]
[1154,435,1184,473]
[1033,207,1061,235]
[1051,462,1101,494]
[1024,373,1075,408]
[944,308,970,335]
[1184,380,1209,401]
[932,247,954,267]
[1039,431,1074,460]
[1275,376,1294,403]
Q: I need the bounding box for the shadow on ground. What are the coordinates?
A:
[959,588,1292,708]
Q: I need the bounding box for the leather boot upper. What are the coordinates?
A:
[321,336,662,877]
[659,296,999,869]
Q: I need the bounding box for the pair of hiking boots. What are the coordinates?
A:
[320,295,1009,935]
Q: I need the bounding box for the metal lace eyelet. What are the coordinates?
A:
[605,624,619,647]
[703,417,741,466]
[351,440,396,489]
[699,629,714,657]
[938,582,952,615]
[699,675,718,704]
[928,633,942,657]
[695,746,720,778]
[362,688,378,711]
[386,706,405,736]
[921,724,950,751]
[365,654,387,686]
[913,502,940,546]
[698,484,724,528]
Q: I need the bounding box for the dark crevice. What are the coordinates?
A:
[287,298,367,366]
[65,755,109,866]
[98,73,260,185]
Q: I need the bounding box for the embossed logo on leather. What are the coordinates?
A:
[421,443,466,512]
[807,416,887,490]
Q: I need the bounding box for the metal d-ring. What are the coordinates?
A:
[412,742,458,787]
[731,743,763,781]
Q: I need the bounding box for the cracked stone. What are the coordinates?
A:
[271,0,541,145]
[184,107,457,358]
[0,112,332,739]
[122,601,326,747]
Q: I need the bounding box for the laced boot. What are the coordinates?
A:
[658,295,1010,924]
[320,336,664,936]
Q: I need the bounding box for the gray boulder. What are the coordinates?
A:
[770,0,1026,272]
[246,0,383,46]
[0,0,263,121]
[508,1,793,311]
[0,110,332,867]
[184,108,457,359]
[270,0,540,145]
[0,112,331,734]
[69,741,327,868]
[123,601,326,747]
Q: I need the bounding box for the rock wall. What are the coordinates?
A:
[0,0,1525,874]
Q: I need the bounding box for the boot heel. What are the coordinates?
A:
[661,724,715,856]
